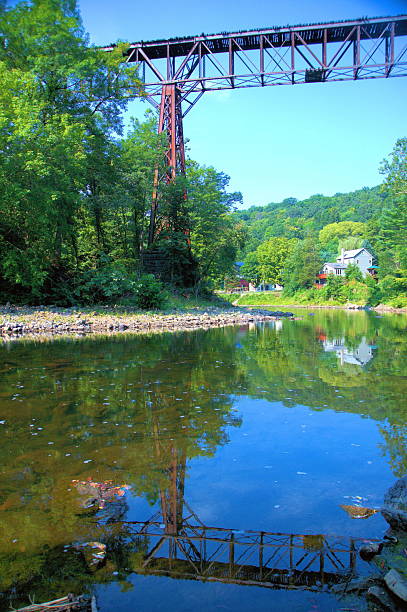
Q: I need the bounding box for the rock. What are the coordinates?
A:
[331,576,381,594]
[360,541,383,561]
[382,476,407,532]
[367,585,400,611]
[384,569,407,602]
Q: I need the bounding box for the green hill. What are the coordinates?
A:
[233,185,390,255]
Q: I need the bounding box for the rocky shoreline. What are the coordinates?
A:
[0,305,293,341]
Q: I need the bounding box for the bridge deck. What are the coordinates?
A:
[102,15,407,60]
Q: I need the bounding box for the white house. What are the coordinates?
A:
[336,248,374,277]
[250,282,284,292]
[316,248,376,286]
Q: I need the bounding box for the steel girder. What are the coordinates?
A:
[102,15,407,242]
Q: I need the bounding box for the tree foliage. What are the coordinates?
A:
[256,237,296,285]
[0,1,243,302]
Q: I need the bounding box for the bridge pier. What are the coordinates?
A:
[148,84,186,247]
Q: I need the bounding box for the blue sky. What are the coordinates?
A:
[78,0,407,207]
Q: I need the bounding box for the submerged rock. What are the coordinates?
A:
[367,584,403,611]
[384,569,407,603]
[359,541,383,561]
[382,476,407,532]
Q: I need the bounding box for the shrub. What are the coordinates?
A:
[133,274,166,310]
[76,265,137,304]
[322,275,347,303]
[383,295,407,308]
[341,280,370,304]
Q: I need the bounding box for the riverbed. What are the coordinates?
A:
[0,309,406,610]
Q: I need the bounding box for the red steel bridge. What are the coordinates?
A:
[103,15,407,244]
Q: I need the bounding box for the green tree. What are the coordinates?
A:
[0,0,142,298]
[319,221,366,250]
[374,138,407,277]
[380,137,407,197]
[241,251,260,285]
[255,237,296,285]
[345,263,364,282]
[188,162,244,285]
[283,234,322,293]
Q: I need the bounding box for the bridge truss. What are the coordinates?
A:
[104,15,407,243]
[122,518,371,591]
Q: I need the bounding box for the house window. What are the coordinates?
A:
[336,269,341,275]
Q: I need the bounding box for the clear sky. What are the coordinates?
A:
[78,0,407,208]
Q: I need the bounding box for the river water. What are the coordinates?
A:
[0,310,406,611]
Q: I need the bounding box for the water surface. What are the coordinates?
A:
[0,310,406,610]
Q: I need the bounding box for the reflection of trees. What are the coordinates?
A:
[0,329,242,601]
[379,424,407,478]
[318,360,369,388]
[0,313,406,605]
[237,312,407,474]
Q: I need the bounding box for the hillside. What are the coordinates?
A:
[232,185,390,255]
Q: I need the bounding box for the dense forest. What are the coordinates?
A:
[0,1,405,308]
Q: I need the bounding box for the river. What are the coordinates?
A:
[0,310,406,610]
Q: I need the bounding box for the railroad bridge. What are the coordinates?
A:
[103,15,407,244]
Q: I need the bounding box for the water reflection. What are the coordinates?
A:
[322,336,375,366]
[0,312,406,610]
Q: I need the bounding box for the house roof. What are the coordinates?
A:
[324,262,347,269]
[343,247,365,259]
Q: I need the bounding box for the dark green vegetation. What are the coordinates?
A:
[0,1,243,305]
[234,138,407,307]
[0,311,406,609]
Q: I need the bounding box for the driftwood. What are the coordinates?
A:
[13,594,93,612]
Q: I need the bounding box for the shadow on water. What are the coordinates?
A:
[0,310,405,610]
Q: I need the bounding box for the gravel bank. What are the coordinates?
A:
[0,305,293,341]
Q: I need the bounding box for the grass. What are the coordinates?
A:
[218,291,348,307]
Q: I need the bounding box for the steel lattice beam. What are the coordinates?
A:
[102,15,407,243]
[103,15,407,98]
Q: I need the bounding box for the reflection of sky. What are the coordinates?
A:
[97,574,341,612]
[128,398,392,539]
[323,336,375,366]
[119,397,392,612]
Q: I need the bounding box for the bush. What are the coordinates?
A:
[133,274,166,310]
[383,295,407,308]
[378,273,407,297]
[341,279,370,304]
[76,265,137,304]
[322,275,347,303]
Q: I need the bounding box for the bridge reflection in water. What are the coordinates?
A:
[122,518,363,592]
[110,412,375,593]
[116,448,370,593]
